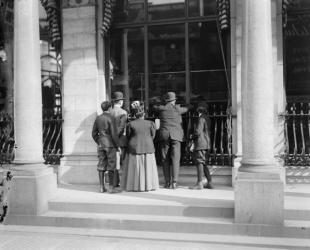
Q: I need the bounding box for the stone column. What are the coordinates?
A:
[234,0,284,225]
[6,0,56,219]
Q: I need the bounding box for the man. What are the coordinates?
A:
[92,101,119,193]
[152,92,190,189]
[109,91,128,187]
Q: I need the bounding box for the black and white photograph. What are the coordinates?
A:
[0,0,309,249]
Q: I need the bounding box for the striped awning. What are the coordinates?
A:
[101,0,116,37]
[40,0,61,50]
[217,0,230,31]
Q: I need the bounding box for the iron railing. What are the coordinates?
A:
[0,112,14,165]
[42,111,63,165]
[148,103,234,166]
[281,102,310,166]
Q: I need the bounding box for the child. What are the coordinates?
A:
[121,103,159,192]
[92,101,119,193]
[190,103,213,190]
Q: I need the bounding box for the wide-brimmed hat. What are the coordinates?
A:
[111,91,124,101]
[164,92,177,102]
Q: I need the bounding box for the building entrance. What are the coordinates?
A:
[107,0,232,166]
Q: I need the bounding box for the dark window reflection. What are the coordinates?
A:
[188,0,217,17]
[148,0,185,20]
[114,0,145,23]
[189,22,228,103]
[285,14,310,97]
[110,28,145,109]
[148,24,185,103]
[149,24,185,73]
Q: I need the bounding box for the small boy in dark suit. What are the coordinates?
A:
[92,101,119,193]
[190,103,213,190]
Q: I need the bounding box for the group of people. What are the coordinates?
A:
[92,91,213,193]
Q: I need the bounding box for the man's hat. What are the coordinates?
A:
[111,91,124,101]
[101,101,111,111]
[164,92,177,102]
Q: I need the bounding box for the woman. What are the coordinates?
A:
[121,103,159,192]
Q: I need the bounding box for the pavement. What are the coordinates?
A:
[1,225,310,250]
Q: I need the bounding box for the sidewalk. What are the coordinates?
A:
[1,225,310,250]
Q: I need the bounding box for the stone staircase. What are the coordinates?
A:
[4,167,310,248]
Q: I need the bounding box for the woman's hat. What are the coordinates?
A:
[111,91,124,101]
[164,92,177,102]
[101,101,111,111]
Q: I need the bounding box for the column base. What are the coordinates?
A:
[234,171,284,225]
[59,154,98,185]
[8,164,57,216]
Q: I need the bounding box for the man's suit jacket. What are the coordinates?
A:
[126,119,156,154]
[193,114,211,151]
[153,103,189,142]
[109,105,128,147]
[92,112,119,148]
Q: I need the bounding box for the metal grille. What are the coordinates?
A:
[182,103,234,166]
[0,112,14,165]
[282,102,310,166]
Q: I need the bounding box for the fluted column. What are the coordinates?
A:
[235,0,284,225]
[13,0,43,164]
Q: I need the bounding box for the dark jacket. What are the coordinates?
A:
[194,114,211,151]
[109,105,128,147]
[153,103,189,142]
[126,119,156,154]
[92,112,119,148]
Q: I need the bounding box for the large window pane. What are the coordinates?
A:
[285,14,310,98]
[189,21,225,70]
[149,24,185,73]
[148,0,185,20]
[190,71,227,103]
[110,28,145,109]
[149,73,186,104]
[188,0,217,17]
[114,0,145,23]
[148,24,185,103]
[189,22,228,104]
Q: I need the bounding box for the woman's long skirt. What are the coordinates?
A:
[121,153,159,192]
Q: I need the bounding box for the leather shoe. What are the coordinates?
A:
[171,182,178,189]
[204,183,214,189]
[164,182,170,189]
[99,186,107,193]
[189,182,203,190]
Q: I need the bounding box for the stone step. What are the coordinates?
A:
[5,211,310,239]
[48,200,234,218]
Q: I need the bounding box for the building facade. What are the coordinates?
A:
[1,0,310,225]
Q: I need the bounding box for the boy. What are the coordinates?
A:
[190,103,213,190]
[92,101,119,193]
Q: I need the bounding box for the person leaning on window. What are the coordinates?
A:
[152,92,191,189]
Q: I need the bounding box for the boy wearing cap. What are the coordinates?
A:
[109,91,128,187]
[190,103,213,189]
[92,101,119,193]
[152,92,190,189]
